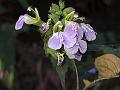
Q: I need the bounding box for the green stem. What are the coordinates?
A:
[73,60,79,90]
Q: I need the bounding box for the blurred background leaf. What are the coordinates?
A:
[0,24,15,89]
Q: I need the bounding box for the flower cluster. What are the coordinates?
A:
[15,2,96,63]
[48,21,96,61]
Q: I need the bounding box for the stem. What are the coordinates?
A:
[73,60,79,90]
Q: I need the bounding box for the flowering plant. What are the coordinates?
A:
[15,1,97,90]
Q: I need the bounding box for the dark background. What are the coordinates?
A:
[0,0,120,90]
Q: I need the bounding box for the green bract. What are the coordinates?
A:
[65,11,75,23]
[63,7,75,16]
[59,0,65,10]
[53,21,63,32]
[24,7,41,26]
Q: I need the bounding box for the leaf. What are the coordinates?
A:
[4,67,14,89]
[0,24,15,89]
[59,0,65,10]
[95,54,120,79]
[106,32,116,43]
[49,4,60,13]
[99,45,114,54]
[65,11,75,21]
[62,7,75,17]
[49,13,60,23]
[114,48,120,57]
[53,21,63,32]
[83,54,120,90]
[56,63,68,90]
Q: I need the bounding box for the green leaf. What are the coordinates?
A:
[55,11,62,16]
[59,0,65,10]
[63,7,75,17]
[56,63,68,90]
[46,48,57,59]
[49,13,60,23]
[113,48,120,57]
[53,21,63,32]
[4,67,14,89]
[65,11,75,21]
[49,3,60,13]
[0,24,15,89]
[99,45,114,54]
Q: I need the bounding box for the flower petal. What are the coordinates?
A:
[64,43,79,54]
[85,30,96,41]
[80,23,96,41]
[48,32,62,50]
[75,53,82,61]
[63,34,76,48]
[77,26,84,39]
[15,15,25,30]
[43,26,47,32]
[64,21,78,38]
[78,40,87,53]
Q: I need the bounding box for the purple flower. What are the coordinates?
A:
[48,21,82,50]
[15,7,40,30]
[43,26,47,32]
[48,21,96,61]
[63,22,88,61]
[64,21,78,38]
[65,39,87,54]
[80,23,97,41]
[64,22,87,55]
[74,52,82,61]
[42,23,48,33]
[48,32,76,50]
[15,15,26,30]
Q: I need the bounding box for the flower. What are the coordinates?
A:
[80,23,97,41]
[64,22,87,56]
[48,21,96,61]
[15,7,40,30]
[48,32,76,50]
[48,21,81,50]
[15,15,26,30]
[65,39,87,54]
[42,23,48,33]
[63,21,79,38]
[42,18,52,33]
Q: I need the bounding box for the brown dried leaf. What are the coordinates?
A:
[83,54,120,90]
[95,54,120,79]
